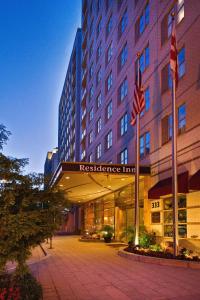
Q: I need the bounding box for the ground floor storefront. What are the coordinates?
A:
[51,162,200,253]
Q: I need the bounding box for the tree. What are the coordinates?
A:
[0,124,69,276]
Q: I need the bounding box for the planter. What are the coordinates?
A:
[104,236,112,243]
[118,248,200,269]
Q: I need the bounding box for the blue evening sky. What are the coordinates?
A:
[0,0,81,173]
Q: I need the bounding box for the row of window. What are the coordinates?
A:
[88,103,186,162]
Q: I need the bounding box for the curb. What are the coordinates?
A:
[118,248,200,270]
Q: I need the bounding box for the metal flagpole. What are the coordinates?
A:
[134,53,140,246]
[171,14,179,256]
[172,63,179,257]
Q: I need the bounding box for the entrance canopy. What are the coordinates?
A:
[50,162,150,203]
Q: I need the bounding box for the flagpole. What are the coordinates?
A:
[171,13,179,256]
[134,53,140,246]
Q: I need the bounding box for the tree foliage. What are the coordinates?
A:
[0,124,69,274]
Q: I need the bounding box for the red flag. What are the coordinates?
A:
[131,68,145,126]
[170,17,178,88]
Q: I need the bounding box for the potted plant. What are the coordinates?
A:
[101,225,114,243]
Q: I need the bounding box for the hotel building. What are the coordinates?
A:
[50,0,200,252]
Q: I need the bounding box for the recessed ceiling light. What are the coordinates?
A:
[107,185,111,188]
[66,176,70,180]
[121,178,125,181]
[59,184,63,187]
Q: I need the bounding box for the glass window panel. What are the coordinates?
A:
[164,199,173,210]
[178,224,187,238]
[164,211,173,224]
[178,209,187,223]
[164,225,173,237]
[151,212,160,224]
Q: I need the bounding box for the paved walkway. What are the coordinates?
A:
[30,236,200,300]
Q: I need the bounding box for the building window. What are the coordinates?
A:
[119,113,128,137]
[89,19,94,37]
[96,41,102,62]
[89,42,94,58]
[96,143,102,159]
[141,87,150,116]
[135,2,149,42]
[118,9,128,39]
[151,212,161,224]
[177,0,184,23]
[164,196,187,238]
[96,92,102,110]
[89,107,94,122]
[178,47,185,79]
[97,0,101,13]
[140,132,150,158]
[97,117,102,134]
[138,44,149,73]
[97,17,102,38]
[120,148,128,164]
[89,63,94,79]
[105,130,112,150]
[118,43,128,71]
[106,15,113,38]
[106,100,112,120]
[178,104,186,134]
[89,153,93,162]
[118,77,128,103]
[106,71,113,93]
[89,85,94,101]
[161,63,171,93]
[89,130,93,145]
[106,0,112,12]
[96,67,102,85]
[106,41,113,64]
[161,114,172,145]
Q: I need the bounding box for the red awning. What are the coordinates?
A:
[189,170,200,191]
[148,171,189,199]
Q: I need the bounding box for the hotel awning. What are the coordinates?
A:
[189,170,200,191]
[50,162,150,203]
[148,171,189,199]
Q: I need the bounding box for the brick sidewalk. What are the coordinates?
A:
[30,236,200,300]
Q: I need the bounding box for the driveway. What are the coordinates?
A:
[31,236,200,300]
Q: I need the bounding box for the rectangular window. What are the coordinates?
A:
[140,131,150,157]
[118,77,128,103]
[141,87,150,116]
[119,113,128,136]
[89,153,93,162]
[106,100,112,120]
[120,148,128,164]
[177,0,184,23]
[163,196,187,238]
[140,3,149,34]
[161,63,171,93]
[96,143,102,159]
[89,85,94,101]
[106,15,113,38]
[89,63,94,79]
[151,212,160,224]
[89,107,94,122]
[96,67,102,85]
[106,41,113,64]
[96,92,102,110]
[118,9,128,39]
[89,42,94,58]
[97,117,102,134]
[178,103,186,134]
[96,41,102,61]
[118,43,128,71]
[89,130,93,145]
[97,0,101,13]
[137,44,149,73]
[106,71,113,93]
[106,130,112,150]
[161,115,172,144]
[89,19,94,37]
[178,47,185,79]
[97,17,102,38]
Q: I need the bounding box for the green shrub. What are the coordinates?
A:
[13,272,42,300]
[139,226,156,248]
[149,244,162,252]
[120,226,135,243]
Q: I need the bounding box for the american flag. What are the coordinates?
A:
[131,68,145,126]
[170,16,178,88]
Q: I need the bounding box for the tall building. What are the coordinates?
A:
[51,0,200,251]
[58,28,82,163]
[44,147,59,186]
